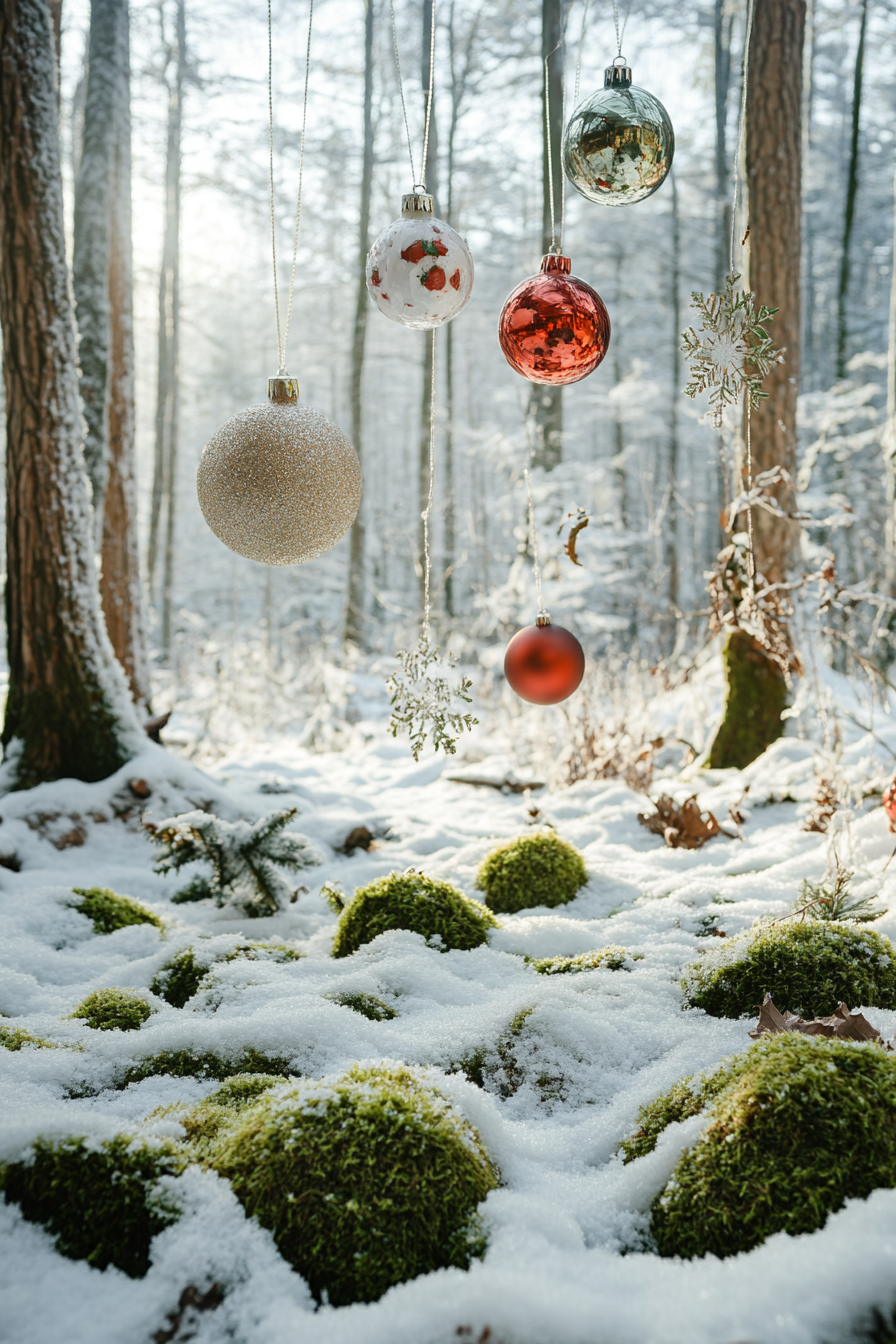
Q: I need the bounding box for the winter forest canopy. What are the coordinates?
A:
[9,0,896,1340]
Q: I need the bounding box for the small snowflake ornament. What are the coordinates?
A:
[386,632,477,761]
[681,274,780,427]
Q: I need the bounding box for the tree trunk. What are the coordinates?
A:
[884,169,896,595]
[835,0,868,380]
[102,0,150,707]
[148,0,184,660]
[713,0,733,290]
[0,0,142,788]
[344,0,375,647]
[528,0,564,472]
[710,0,805,770]
[418,0,439,610]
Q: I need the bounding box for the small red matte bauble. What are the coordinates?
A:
[504,618,585,705]
[884,780,896,831]
[498,254,610,386]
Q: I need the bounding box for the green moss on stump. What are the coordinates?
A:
[331,870,497,959]
[647,1034,896,1259]
[209,1064,500,1305]
[528,945,633,975]
[118,1047,293,1090]
[324,991,397,1021]
[0,1135,183,1277]
[683,920,896,1019]
[708,629,787,770]
[475,832,587,914]
[72,887,163,935]
[151,941,304,1008]
[70,988,152,1032]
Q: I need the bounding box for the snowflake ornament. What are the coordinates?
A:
[386,632,477,761]
[681,274,780,427]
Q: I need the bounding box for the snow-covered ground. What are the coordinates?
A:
[4,658,896,1344]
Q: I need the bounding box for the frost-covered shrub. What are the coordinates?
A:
[324,991,396,1020]
[151,941,303,1008]
[528,945,633,975]
[209,1064,499,1306]
[475,832,587,914]
[641,1035,896,1259]
[0,1135,183,1277]
[683,921,896,1019]
[145,807,320,917]
[70,988,152,1031]
[331,870,497,959]
[118,1048,293,1089]
[71,886,163,934]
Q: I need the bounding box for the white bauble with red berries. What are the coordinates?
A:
[366,192,474,330]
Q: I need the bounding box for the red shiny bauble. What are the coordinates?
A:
[498,254,610,386]
[884,780,896,832]
[504,619,585,705]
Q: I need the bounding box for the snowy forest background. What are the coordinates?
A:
[17,0,896,764]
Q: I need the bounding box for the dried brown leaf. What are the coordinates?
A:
[637,794,735,850]
[565,515,589,566]
[749,993,881,1042]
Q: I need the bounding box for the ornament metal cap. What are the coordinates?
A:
[541,254,571,275]
[604,55,632,88]
[536,613,552,627]
[401,190,435,218]
[268,375,300,404]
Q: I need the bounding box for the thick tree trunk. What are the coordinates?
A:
[528,0,564,471]
[344,0,375,647]
[744,0,805,589]
[0,0,142,787]
[835,0,868,380]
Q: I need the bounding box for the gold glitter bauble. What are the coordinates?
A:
[197,389,362,566]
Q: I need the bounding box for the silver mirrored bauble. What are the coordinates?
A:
[562,59,674,207]
[197,378,362,566]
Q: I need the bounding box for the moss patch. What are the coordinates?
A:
[324,992,397,1021]
[683,920,896,1019]
[331,870,497,959]
[0,1135,183,1277]
[117,1047,293,1090]
[174,1074,283,1160]
[649,1034,896,1258]
[618,1056,750,1164]
[151,941,304,1008]
[209,1064,499,1305]
[708,629,787,769]
[475,832,587,914]
[71,887,163,935]
[0,1024,59,1051]
[69,988,153,1032]
[528,945,633,975]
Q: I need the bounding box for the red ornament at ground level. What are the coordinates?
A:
[884,780,896,831]
[498,254,610,386]
[504,616,585,705]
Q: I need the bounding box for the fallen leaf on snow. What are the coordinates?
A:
[637,794,735,850]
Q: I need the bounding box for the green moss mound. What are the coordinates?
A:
[475,832,587,914]
[648,1034,896,1259]
[175,1074,283,1160]
[331,870,497,959]
[618,1056,750,1164]
[209,1064,500,1305]
[72,887,163,935]
[683,920,896,1019]
[528,945,632,975]
[324,991,396,1021]
[151,941,304,1008]
[0,1135,183,1277]
[70,988,152,1032]
[0,1024,58,1051]
[118,1047,293,1090]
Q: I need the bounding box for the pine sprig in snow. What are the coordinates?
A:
[681,274,780,427]
[145,807,320,917]
[386,633,477,762]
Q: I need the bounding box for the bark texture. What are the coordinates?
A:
[744,0,805,588]
[0,0,142,786]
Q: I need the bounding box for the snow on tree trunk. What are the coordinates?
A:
[0,0,144,788]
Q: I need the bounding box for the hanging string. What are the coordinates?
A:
[525,469,548,619]
[544,42,561,252]
[612,0,631,58]
[730,0,757,583]
[268,0,314,376]
[390,0,437,191]
[573,0,590,110]
[422,330,437,636]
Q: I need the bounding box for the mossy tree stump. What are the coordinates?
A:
[708,629,787,769]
